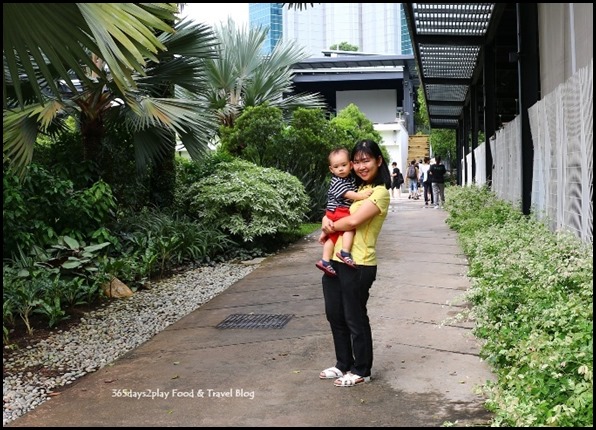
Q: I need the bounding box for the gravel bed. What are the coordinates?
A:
[3,261,258,425]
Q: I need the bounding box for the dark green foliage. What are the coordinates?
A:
[222,106,345,221]
[3,164,118,259]
[33,128,99,188]
[98,124,152,210]
[149,135,177,209]
[3,234,112,335]
[220,104,285,164]
[219,104,388,221]
[176,150,235,182]
[330,103,383,145]
[34,122,152,211]
[113,208,234,279]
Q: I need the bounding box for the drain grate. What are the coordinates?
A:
[216,313,294,329]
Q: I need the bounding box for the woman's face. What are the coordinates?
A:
[352,151,380,184]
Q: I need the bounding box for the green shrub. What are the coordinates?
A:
[113,208,234,279]
[179,159,310,242]
[3,164,117,259]
[445,186,593,427]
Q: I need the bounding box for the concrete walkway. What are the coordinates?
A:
[7,195,495,427]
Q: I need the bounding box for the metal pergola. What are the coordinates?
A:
[404,3,541,216]
[403,3,515,130]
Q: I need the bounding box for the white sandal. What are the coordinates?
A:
[333,372,370,387]
[319,367,344,379]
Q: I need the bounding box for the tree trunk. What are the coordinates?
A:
[81,114,104,182]
[149,131,176,208]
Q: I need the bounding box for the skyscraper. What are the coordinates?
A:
[249,3,412,57]
[248,3,283,55]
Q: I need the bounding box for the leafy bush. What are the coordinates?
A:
[3,164,117,259]
[3,235,112,336]
[220,104,285,165]
[33,121,152,211]
[445,186,593,427]
[174,151,235,199]
[217,105,391,222]
[113,208,234,279]
[179,159,310,242]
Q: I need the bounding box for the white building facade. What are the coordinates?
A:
[282,3,411,58]
[336,89,409,175]
[249,3,416,171]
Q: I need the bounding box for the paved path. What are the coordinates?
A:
[7,195,496,427]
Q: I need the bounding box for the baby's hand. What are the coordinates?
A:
[318,231,327,245]
[356,189,373,199]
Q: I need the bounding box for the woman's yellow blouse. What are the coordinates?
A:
[333,184,390,266]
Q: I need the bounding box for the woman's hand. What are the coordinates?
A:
[321,216,335,235]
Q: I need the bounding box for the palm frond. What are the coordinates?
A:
[132,127,174,171]
[139,18,220,96]
[283,3,317,11]
[3,3,178,108]
[3,100,63,176]
[205,18,325,128]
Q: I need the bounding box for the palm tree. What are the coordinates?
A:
[4,9,220,178]
[203,18,327,130]
[3,3,322,177]
[3,3,178,109]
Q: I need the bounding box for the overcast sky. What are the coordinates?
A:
[180,3,249,27]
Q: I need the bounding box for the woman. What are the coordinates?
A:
[318,139,391,387]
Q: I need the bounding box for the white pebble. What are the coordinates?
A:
[3,262,257,425]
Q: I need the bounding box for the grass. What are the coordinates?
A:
[299,223,321,237]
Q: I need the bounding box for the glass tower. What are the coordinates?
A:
[400,4,413,55]
[248,3,283,55]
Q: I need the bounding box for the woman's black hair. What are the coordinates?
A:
[350,140,392,189]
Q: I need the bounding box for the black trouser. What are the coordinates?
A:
[423,181,434,204]
[321,262,377,377]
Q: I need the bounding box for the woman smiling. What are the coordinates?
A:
[318,139,391,387]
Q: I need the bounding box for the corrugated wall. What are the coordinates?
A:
[529,60,593,243]
[466,4,593,244]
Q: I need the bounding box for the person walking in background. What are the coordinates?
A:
[316,148,373,277]
[429,155,447,208]
[318,140,391,387]
[406,159,419,200]
[390,161,403,199]
[417,159,424,193]
[419,156,433,206]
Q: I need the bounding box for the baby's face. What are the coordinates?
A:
[329,151,352,178]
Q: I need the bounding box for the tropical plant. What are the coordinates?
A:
[330,41,358,51]
[429,129,457,164]
[4,7,220,179]
[3,3,179,109]
[203,18,327,130]
[220,104,285,163]
[445,186,593,427]
[178,158,310,242]
[330,103,383,144]
[3,163,118,259]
